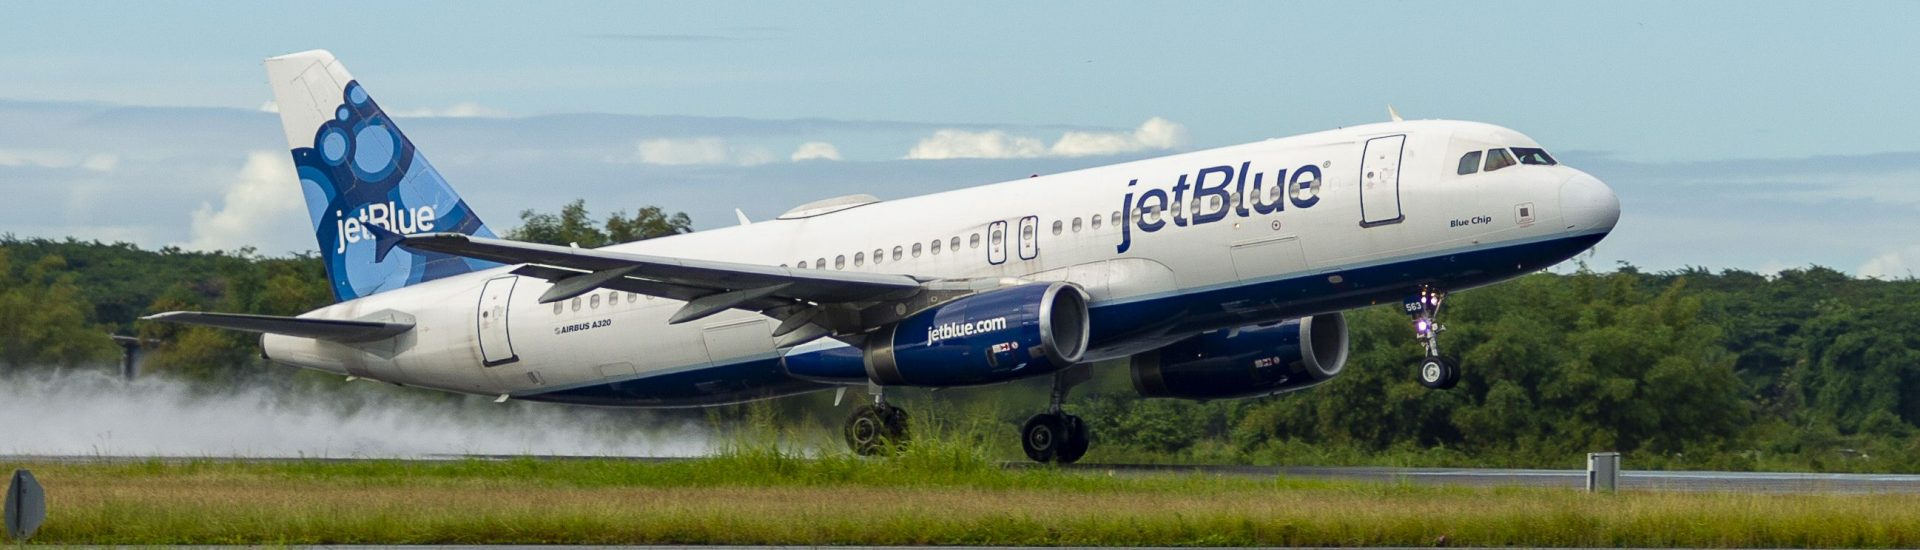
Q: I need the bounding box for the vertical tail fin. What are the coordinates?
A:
[264,50,496,302]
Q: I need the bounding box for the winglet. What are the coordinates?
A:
[735,208,752,226]
[1388,105,1403,122]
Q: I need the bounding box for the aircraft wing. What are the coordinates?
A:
[400,233,927,326]
[142,311,413,343]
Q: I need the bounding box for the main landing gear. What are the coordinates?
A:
[1022,366,1091,464]
[844,387,909,456]
[1405,286,1460,390]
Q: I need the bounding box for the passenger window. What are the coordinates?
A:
[912,242,923,257]
[1511,147,1556,165]
[854,251,865,266]
[627,292,637,303]
[817,257,826,268]
[1022,223,1035,240]
[931,239,941,255]
[1072,217,1083,232]
[893,246,904,261]
[950,236,960,251]
[797,260,808,269]
[1091,214,1102,229]
[553,302,563,315]
[874,248,884,264]
[1484,148,1516,172]
[1458,151,1482,175]
[970,233,981,248]
[571,297,582,312]
[1052,220,1063,235]
[1112,211,1122,226]
[835,255,846,269]
[590,294,601,309]
[607,291,617,306]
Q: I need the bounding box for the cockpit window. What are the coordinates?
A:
[1483,148,1517,172]
[1511,147,1556,165]
[1457,151,1483,175]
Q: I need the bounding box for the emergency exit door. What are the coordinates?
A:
[1359,135,1406,227]
[477,276,519,366]
[1018,216,1039,260]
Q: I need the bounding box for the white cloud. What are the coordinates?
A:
[258,100,279,113]
[0,149,121,172]
[905,117,1188,160]
[1859,246,1920,279]
[906,130,1046,160]
[389,101,508,118]
[631,137,775,166]
[791,141,843,161]
[184,152,305,253]
[1049,117,1189,157]
[80,153,119,172]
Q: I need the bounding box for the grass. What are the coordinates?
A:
[10,436,1920,547]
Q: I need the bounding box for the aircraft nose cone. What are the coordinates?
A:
[1559,171,1619,233]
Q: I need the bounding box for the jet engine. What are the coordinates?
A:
[860,282,1090,387]
[1130,313,1348,399]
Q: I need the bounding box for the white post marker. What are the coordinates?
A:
[1587,452,1620,493]
[5,469,46,542]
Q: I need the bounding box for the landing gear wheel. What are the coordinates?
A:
[1022,413,1065,463]
[1057,415,1090,464]
[844,404,910,456]
[1417,355,1459,390]
[1405,286,1460,391]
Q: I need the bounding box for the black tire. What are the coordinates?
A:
[1021,413,1064,463]
[844,405,886,456]
[1057,414,1090,465]
[880,404,911,448]
[1417,356,1459,390]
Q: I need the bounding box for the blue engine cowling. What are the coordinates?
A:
[848,282,1090,387]
[1130,313,1348,399]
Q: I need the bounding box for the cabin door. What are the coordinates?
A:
[1359,135,1407,227]
[476,276,520,366]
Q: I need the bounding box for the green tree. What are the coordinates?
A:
[0,250,116,369]
[507,199,691,247]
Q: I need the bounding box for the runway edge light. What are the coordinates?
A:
[5,468,46,542]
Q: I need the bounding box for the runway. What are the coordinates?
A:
[7,454,1917,493]
[1047,463,1920,493]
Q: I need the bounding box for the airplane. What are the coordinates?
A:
[148,50,1619,463]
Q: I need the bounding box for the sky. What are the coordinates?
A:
[2,1,1916,277]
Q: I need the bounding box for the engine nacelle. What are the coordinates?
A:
[861,282,1090,387]
[1130,313,1348,400]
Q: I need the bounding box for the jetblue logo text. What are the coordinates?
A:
[334,201,437,254]
[927,317,1009,345]
[1116,161,1322,253]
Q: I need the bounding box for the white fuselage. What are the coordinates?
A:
[264,119,1618,406]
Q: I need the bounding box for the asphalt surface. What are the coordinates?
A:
[7,454,1918,493]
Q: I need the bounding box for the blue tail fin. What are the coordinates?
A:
[264,50,497,302]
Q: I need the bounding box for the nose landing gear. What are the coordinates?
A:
[1405,286,1459,390]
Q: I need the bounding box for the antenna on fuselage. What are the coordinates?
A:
[735,208,752,226]
[1388,105,1404,122]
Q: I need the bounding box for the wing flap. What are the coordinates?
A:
[143,311,413,343]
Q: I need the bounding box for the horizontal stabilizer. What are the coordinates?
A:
[143,311,413,343]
